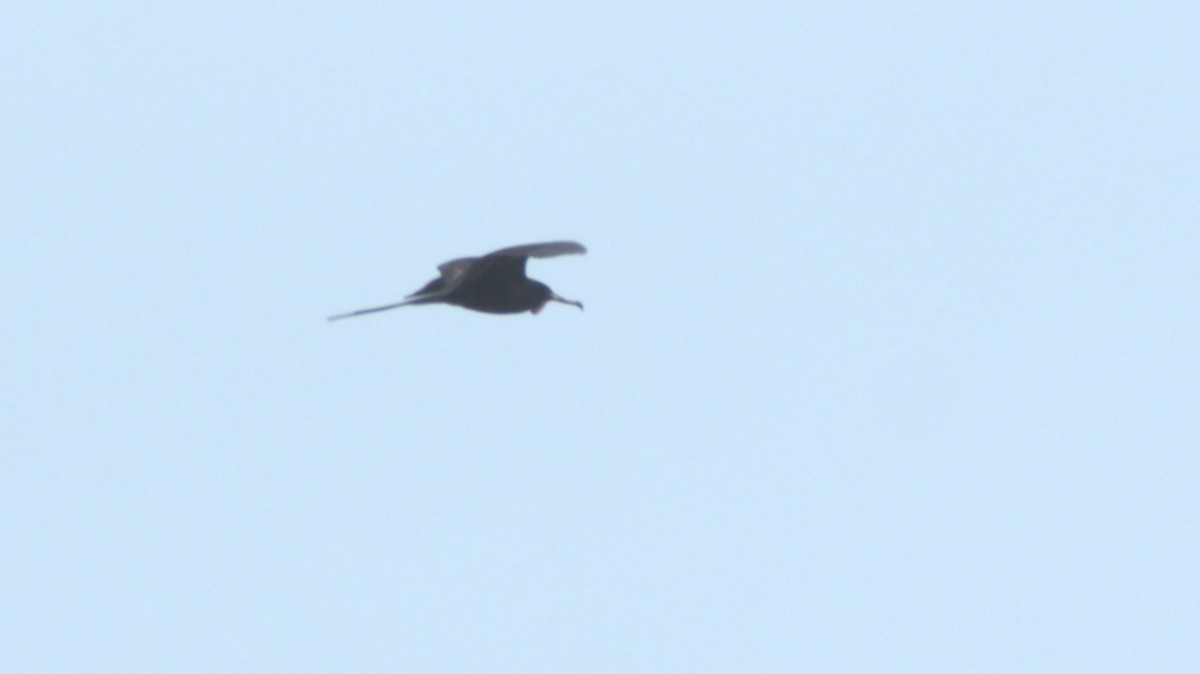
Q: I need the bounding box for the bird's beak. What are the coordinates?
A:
[549,292,584,310]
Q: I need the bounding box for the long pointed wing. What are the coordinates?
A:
[435,243,583,283]
[484,241,587,259]
[467,241,588,282]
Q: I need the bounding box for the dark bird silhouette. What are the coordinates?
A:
[328,241,586,320]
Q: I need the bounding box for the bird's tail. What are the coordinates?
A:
[327,299,417,321]
[326,289,448,321]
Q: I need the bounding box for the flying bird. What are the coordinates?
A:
[328,241,586,320]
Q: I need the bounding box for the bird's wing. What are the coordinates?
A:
[485,241,587,259]
[433,256,481,293]
[467,241,588,281]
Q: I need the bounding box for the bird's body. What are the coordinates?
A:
[407,275,557,314]
[328,241,585,320]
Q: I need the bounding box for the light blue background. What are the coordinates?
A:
[4,2,1197,671]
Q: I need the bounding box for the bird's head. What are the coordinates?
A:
[529,281,584,314]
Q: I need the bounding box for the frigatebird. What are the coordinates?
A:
[328,241,586,320]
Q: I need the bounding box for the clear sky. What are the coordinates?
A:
[4,2,1198,672]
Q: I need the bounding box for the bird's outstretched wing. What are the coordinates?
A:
[468,241,588,282]
[485,241,587,259]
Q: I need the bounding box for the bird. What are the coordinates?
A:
[328,241,586,320]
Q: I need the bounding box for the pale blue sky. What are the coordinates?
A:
[4,2,1198,672]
